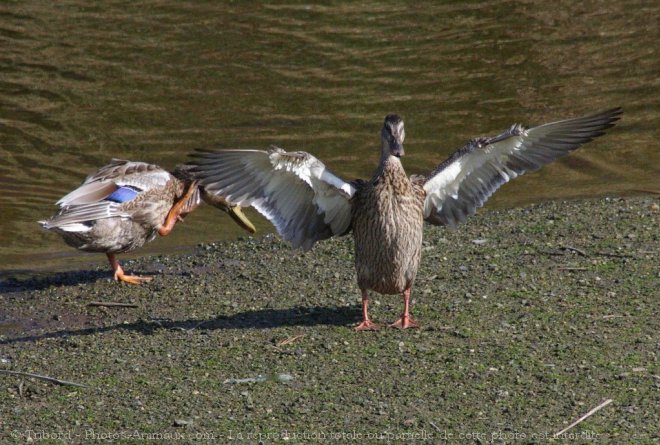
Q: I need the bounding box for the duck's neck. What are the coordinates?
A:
[373,154,407,183]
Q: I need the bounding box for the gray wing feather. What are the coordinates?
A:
[189,148,355,250]
[40,202,129,230]
[423,108,623,227]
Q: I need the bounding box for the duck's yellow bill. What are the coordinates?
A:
[201,192,257,234]
[226,205,257,234]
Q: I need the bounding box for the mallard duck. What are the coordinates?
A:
[189,108,622,329]
[40,159,256,284]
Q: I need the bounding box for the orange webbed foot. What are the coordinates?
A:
[354,320,382,331]
[389,316,419,329]
[108,254,151,285]
[114,270,152,285]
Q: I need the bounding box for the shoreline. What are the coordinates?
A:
[2,190,652,277]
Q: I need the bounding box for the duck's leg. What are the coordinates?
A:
[158,181,198,237]
[355,289,381,331]
[107,253,152,284]
[390,287,419,329]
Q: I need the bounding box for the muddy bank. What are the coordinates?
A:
[0,196,657,444]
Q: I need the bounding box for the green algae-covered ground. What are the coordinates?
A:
[1,196,657,444]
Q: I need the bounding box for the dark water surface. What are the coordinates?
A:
[1,1,657,274]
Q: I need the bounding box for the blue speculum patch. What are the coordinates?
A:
[105,186,140,203]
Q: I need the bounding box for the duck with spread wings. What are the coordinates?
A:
[40,160,256,284]
[189,108,622,330]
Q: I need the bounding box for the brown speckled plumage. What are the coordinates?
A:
[55,186,180,254]
[352,156,425,295]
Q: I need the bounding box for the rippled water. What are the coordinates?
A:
[0,1,657,274]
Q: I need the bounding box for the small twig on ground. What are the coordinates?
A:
[428,421,443,433]
[88,301,138,308]
[276,334,305,347]
[596,251,635,259]
[602,314,625,319]
[0,370,87,388]
[557,267,589,271]
[554,399,613,438]
[561,246,588,257]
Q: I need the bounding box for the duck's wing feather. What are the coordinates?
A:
[56,159,173,207]
[189,147,357,250]
[422,108,623,227]
[42,160,177,231]
[39,202,129,231]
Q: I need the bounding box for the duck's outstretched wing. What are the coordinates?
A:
[421,108,623,227]
[189,147,357,250]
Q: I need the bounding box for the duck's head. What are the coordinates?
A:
[381,114,405,159]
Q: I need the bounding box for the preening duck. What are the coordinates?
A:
[40,159,256,284]
[189,108,622,329]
